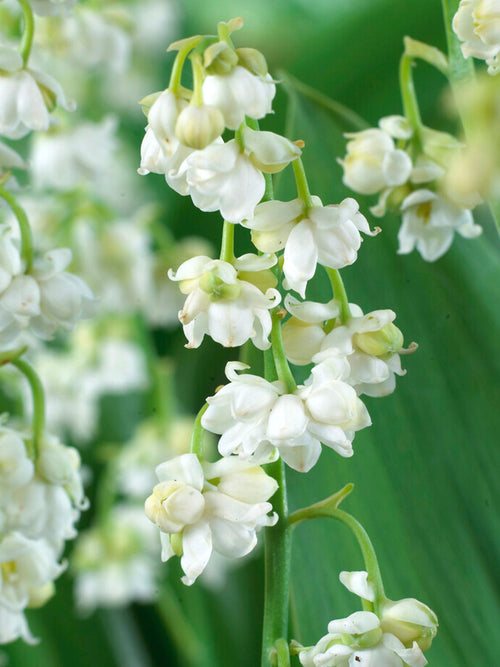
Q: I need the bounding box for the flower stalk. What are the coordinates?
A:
[18,0,34,66]
[0,185,34,272]
[11,358,45,459]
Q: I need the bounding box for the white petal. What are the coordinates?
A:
[180,521,212,586]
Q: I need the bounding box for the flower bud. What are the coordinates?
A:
[175,104,225,149]
[145,480,205,533]
[198,270,241,301]
[353,322,404,357]
[380,597,438,651]
[236,47,269,77]
[204,41,239,75]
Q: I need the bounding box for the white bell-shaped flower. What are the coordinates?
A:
[245,196,374,298]
[145,451,278,585]
[202,359,370,473]
[340,126,413,195]
[398,189,482,261]
[202,65,276,130]
[0,48,73,140]
[169,254,280,349]
[0,606,37,645]
[453,0,500,74]
[178,139,265,223]
[0,141,28,171]
[317,305,407,397]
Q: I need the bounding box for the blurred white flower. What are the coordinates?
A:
[145,451,278,585]
[31,116,118,191]
[398,189,482,261]
[453,0,500,74]
[72,505,160,613]
[0,141,28,171]
[169,254,280,349]
[245,196,374,298]
[0,425,34,493]
[0,606,36,645]
[340,123,413,195]
[30,0,77,16]
[0,47,72,139]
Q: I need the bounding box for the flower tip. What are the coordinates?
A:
[294,139,305,149]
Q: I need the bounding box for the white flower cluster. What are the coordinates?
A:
[453,0,500,74]
[298,570,438,667]
[145,451,278,585]
[0,225,96,349]
[340,116,482,261]
[0,423,85,643]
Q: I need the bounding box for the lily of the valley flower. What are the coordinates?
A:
[340,121,413,195]
[398,189,482,261]
[168,253,280,349]
[202,64,276,130]
[317,305,407,397]
[245,196,374,297]
[201,360,370,472]
[0,47,73,140]
[298,611,428,667]
[0,240,96,346]
[145,451,278,585]
[453,0,500,74]
[340,571,438,653]
[0,427,34,493]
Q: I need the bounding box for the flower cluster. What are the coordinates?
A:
[0,423,86,643]
[145,451,277,585]
[298,570,438,666]
[340,115,482,261]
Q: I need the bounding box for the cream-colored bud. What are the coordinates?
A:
[204,41,239,75]
[175,104,225,149]
[27,582,56,609]
[353,323,404,357]
[236,47,269,77]
[198,270,241,301]
[145,480,205,534]
[242,127,301,174]
[380,597,438,651]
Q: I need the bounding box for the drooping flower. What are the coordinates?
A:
[340,120,413,195]
[168,253,281,349]
[145,451,278,585]
[398,189,482,261]
[202,360,370,472]
[244,196,374,297]
[453,0,500,74]
[0,47,73,140]
[202,64,276,130]
[0,426,34,494]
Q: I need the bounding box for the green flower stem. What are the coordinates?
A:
[0,185,34,272]
[190,53,204,106]
[219,220,235,263]
[325,267,351,323]
[288,493,385,614]
[217,21,234,47]
[273,638,291,667]
[0,346,28,366]
[261,453,291,667]
[399,52,423,153]
[261,349,291,667]
[156,583,206,666]
[279,71,369,132]
[441,0,500,233]
[168,37,202,94]
[11,358,45,459]
[270,313,296,393]
[190,403,209,456]
[292,158,314,209]
[18,0,34,67]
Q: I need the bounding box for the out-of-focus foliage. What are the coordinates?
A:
[2,0,499,665]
